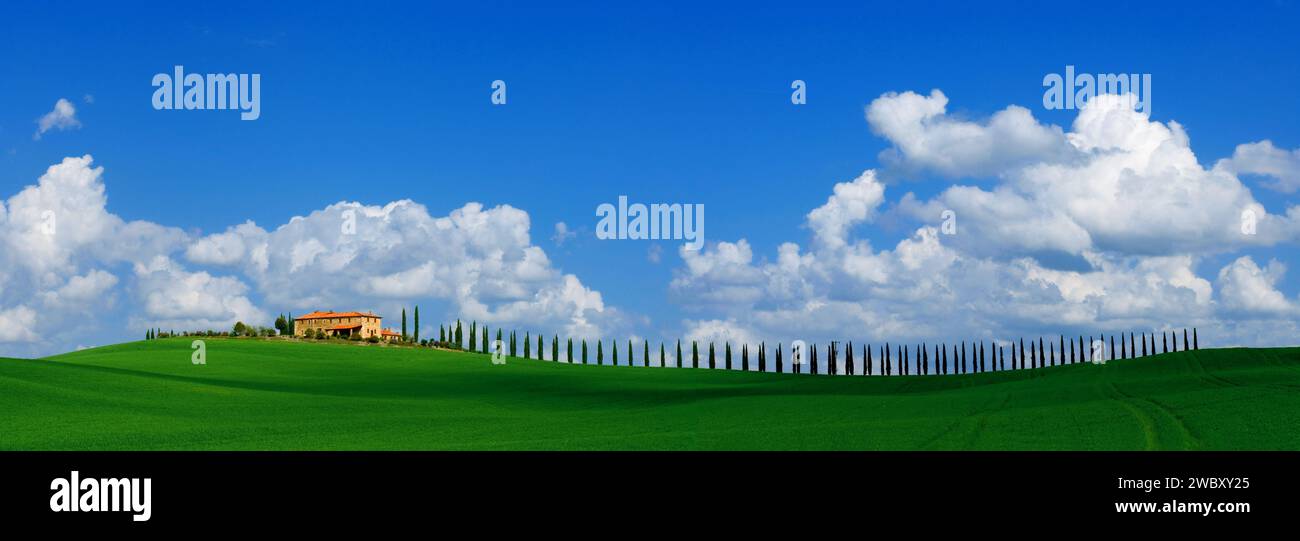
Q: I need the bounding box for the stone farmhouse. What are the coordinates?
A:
[293,311,401,341]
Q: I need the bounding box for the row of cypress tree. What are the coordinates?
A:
[421,322,1199,375]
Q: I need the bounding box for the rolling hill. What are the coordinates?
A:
[1,338,1297,450]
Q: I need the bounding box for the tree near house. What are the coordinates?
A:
[413,306,420,343]
[401,309,407,341]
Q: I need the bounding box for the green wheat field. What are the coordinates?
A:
[2,338,1297,450]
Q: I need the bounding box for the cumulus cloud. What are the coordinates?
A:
[1216,256,1295,316]
[34,98,81,140]
[868,89,1077,179]
[0,306,39,343]
[672,91,1300,348]
[0,155,624,356]
[1217,140,1300,193]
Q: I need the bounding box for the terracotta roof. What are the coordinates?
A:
[295,311,380,321]
[326,323,363,331]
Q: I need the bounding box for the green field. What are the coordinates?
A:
[1,338,1298,450]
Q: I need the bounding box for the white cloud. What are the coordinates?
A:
[671,91,1300,349]
[0,156,625,356]
[34,98,81,140]
[1216,256,1295,315]
[867,89,1077,179]
[1217,140,1300,193]
[0,306,39,343]
[552,221,576,245]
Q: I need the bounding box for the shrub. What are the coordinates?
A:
[367,336,380,344]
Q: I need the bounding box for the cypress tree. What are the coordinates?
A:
[524,332,531,359]
[537,334,544,360]
[759,342,767,372]
[999,346,1005,371]
[414,306,419,343]
[742,344,749,372]
[866,344,873,376]
[1011,343,1017,370]
[960,341,967,374]
[660,342,666,367]
[582,340,588,364]
[1059,336,1065,366]
[708,343,715,369]
[725,343,732,370]
[597,341,604,365]
[1019,338,1026,369]
[496,329,503,354]
[563,337,571,363]
[942,343,949,374]
[643,340,649,367]
[884,343,891,376]
[677,340,683,368]
[1183,329,1189,351]
[552,335,559,362]
[1193,328,1198,350]
[846,342,855,375]
[469,321,476,351]
[401,308,407,341]
[776,343,784,373]
[1163,332,1168,354]
[456,320,463,347]
[692,341,699,368]
[1110,335,1116,361]
[979,342,986,373]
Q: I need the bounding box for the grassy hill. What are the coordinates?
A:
[1,338,1297,450]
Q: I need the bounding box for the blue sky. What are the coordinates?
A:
[1,1,1298,356]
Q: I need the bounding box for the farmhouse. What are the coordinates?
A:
[293,311,393,340]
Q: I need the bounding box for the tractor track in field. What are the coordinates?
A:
[916,391,1010,450]
[1103,381,1197,450]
